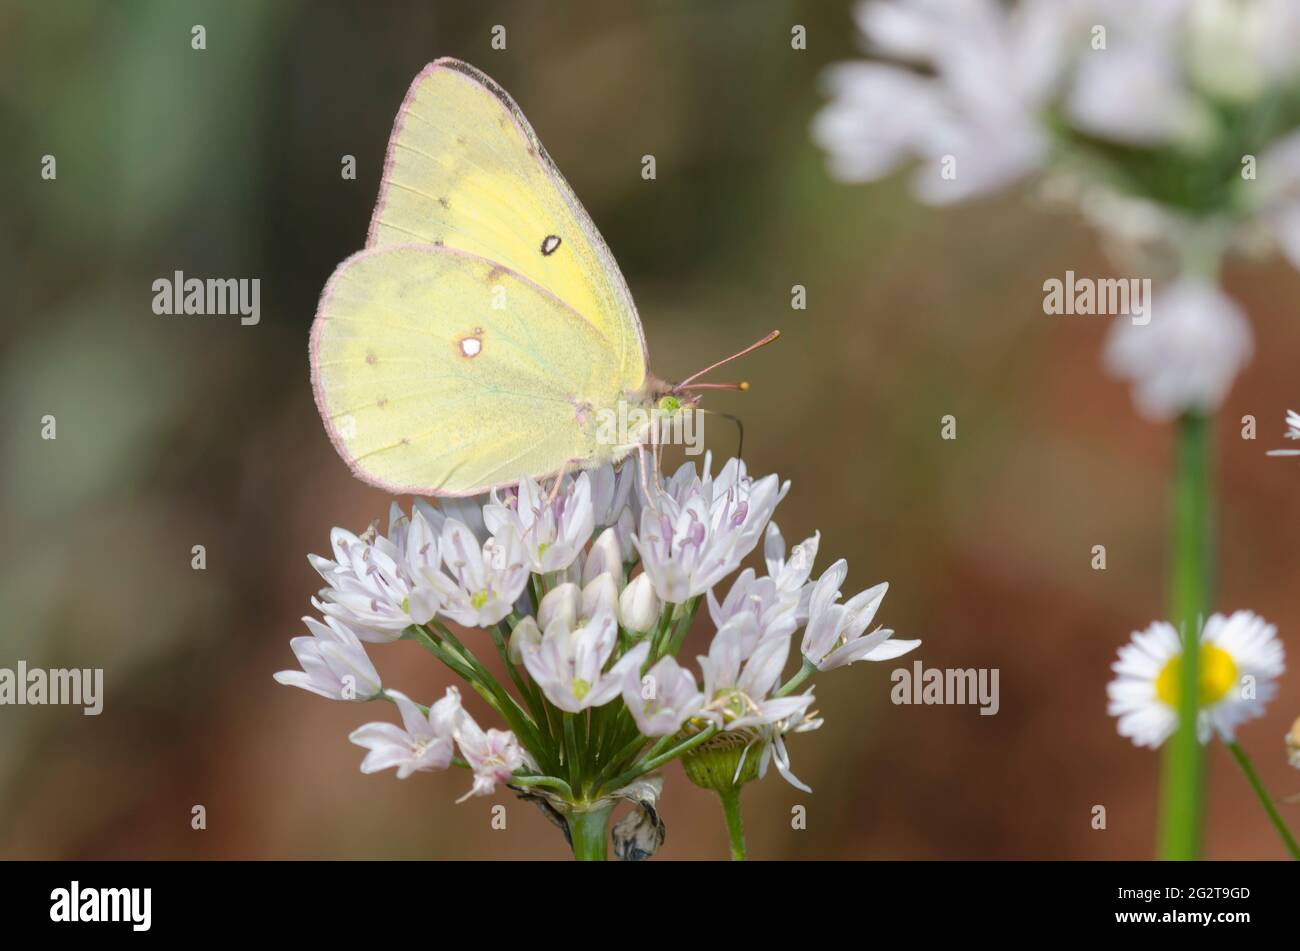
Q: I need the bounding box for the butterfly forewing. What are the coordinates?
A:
[365,58,647,390]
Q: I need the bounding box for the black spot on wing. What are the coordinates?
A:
[541,234,561,256]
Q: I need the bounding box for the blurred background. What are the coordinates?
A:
[2,0,1298,860]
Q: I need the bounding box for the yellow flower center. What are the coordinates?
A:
[572,678,591,701]
[471,589,489,610]
[1155,644,1238,708]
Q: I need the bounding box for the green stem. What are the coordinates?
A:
[1226,741,1300,860]
[565,802,614,861]
[774,658,816,698]
[719,786,747,861]
[1159,412,1213,860]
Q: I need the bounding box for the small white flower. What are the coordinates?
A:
[697,614,814,732]
[706,568,799,645]
[801,563,920,671]
[1107,610,1285,748]
[310,509,442,640]
[756,704,824,793]
[588,459,638,531]
[633,455,789,603]
[622,654,704,737]
[274,615,382,701]
[454,712,528,801]
[523,609,648,713]
[484,472,595,573]
[764,523,820,617]
[431,518,530,627]
[1103,277,1253,422]
[349,688,461,779]
[618,573,661,634]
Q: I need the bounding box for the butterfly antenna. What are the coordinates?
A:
[698,409,745,460]
[674,330,780,392]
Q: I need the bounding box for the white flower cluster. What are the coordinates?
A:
[814,0,1300,420]
[276,455,919,800]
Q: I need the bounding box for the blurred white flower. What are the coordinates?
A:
[523,609,647,712]
[633,456,789,603]
[801,565,919,671]
[455,711,529,800]
[1104,277,1253,421]
[813,0,1076,203]
[623,654,704,737]
[349,688,461,779]
[431,518,530,627]
[1108,610,1285,748]
[484,472,595,573]
[274,614,383,701]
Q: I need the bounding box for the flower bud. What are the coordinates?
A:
[618,574,661,634]
[583,528,623,588]
[538,583,580,633]
[582,573,619,622]
[508,616,543,664]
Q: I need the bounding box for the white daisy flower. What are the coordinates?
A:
[1108,610,1285,748]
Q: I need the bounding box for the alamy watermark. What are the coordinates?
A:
[1042,271,1151,326]
[595,398,703,456]
[0,661,103,715]
[891,660,1000,715]
[152,270,260,325]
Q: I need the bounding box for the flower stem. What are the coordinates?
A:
[1226,741,1300,860]
[1159,412,1212,860]
[565,802,614,861]
[719,786,747,861]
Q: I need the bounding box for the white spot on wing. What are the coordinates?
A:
[460,336,483,358]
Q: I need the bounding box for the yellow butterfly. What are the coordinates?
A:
[310,58,774,497]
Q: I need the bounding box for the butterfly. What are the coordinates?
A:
[310,58,775,497]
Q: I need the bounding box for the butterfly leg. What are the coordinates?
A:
[545,462,570,507]
[637,443,660,518]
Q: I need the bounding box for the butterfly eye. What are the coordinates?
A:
[540,234,561,256]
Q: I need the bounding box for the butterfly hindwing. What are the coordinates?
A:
[310,244,627,496]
